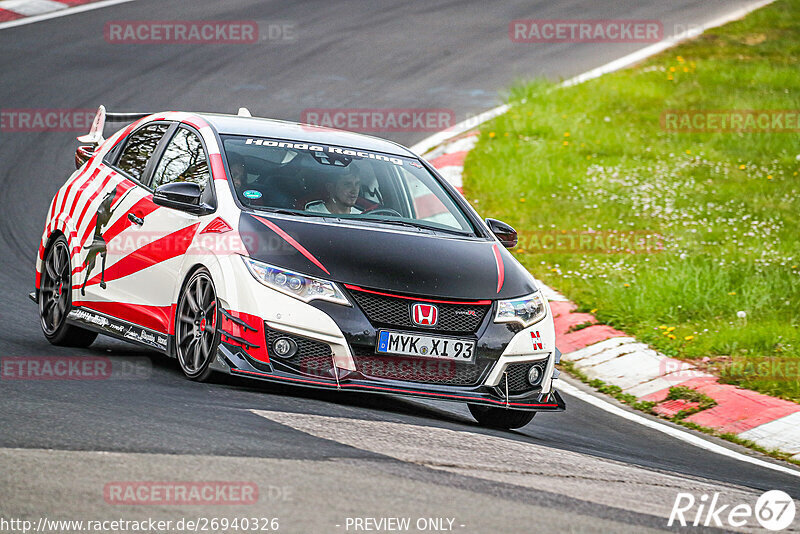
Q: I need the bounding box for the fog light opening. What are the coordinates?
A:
[527,364,543,386]
[273,337,298,358]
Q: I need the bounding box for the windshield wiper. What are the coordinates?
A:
[256,207,319,217]
[356,217,427,231]
[357,217,470,236]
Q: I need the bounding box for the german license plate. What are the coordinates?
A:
[376,330,475,362]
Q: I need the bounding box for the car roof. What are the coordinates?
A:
[197,113,417,158]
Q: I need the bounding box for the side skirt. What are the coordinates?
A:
[66,306,171,354]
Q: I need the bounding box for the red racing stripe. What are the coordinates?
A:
[108,118,148,149]
[252,215,330,275]
[181,116,210,130]
[99,193,158,245]
[74,172,114,245]
[344,284,491,305]
[492,244,504,293]
[73,193,159,277]
[76,175,134,248]
[209,153,227,181]
[55,163,96,221]
[48,164,93,231]
[84,222,200,288]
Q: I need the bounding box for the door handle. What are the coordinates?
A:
[128,213,144,226]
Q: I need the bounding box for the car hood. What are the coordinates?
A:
[238,213,537,300]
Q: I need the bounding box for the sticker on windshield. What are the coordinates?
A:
[244,138,404,166]
[243,189,262,200]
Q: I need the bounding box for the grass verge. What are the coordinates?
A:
[465,0,800,402]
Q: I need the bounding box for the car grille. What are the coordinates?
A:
[347,287,491,334]
[504,361,547,394]
[264,326,334,378]
[351,350,492,386]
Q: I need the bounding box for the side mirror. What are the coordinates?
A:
[486,218,518,248]
[153,182,210,214]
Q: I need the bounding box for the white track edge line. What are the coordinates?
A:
[0,0,137,30]
[558,381,800,478]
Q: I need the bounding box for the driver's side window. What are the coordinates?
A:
[150,128,210,191]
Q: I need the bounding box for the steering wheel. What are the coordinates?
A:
[363,207,401,217]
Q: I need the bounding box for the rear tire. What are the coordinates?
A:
[39,236,97,347]
[468,403,536,429]
[175,269,220,382]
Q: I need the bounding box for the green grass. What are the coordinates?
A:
[666,386,718,419]
[464,0,800,402]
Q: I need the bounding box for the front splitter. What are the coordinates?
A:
[214,344,565,411]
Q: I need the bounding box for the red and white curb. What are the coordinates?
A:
[425,129,800,463]
[0,0,131,26]
[419,0,797,463]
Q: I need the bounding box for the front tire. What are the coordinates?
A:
[39,236,97,347]
[175,269,220,382]
[468,404,536,430]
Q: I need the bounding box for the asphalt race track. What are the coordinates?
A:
[1,1,798,532]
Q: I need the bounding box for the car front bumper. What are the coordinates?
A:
[215,257,564,411]
[213,343,566,411]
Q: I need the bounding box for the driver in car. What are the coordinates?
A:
[229,152,267,205]
[305,165,363,215]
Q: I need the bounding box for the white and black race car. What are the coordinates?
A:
[33,106,564,429]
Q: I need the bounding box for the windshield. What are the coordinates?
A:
[221,135,476,235]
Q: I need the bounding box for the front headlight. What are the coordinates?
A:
[494,291,547,327]
[242,257,350,306]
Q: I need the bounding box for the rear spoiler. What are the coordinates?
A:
[77,105,254,146]
[74,106,152,167]
[77,105,153,146]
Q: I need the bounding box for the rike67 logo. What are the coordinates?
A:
[669,490,796,531]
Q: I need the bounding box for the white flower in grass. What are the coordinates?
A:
[736,311,747,319]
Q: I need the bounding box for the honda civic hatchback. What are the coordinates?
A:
[33,106,564,429]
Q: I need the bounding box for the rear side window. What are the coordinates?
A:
[150,128,210,191]
[116,123,170,181]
